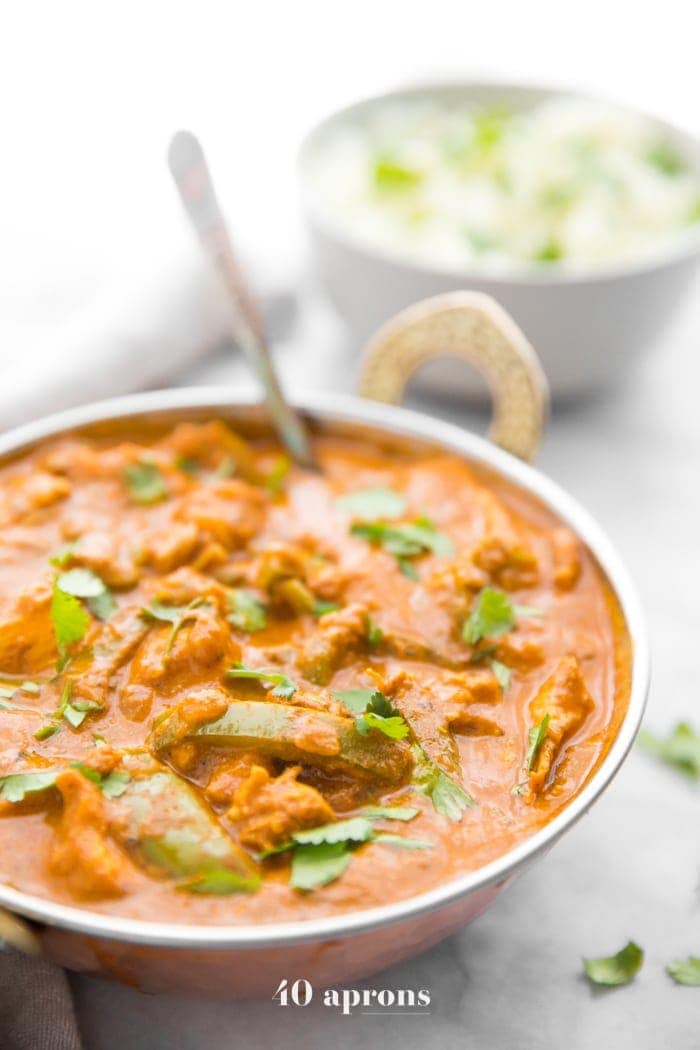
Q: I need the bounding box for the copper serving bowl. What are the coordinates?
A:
[0,294,649,997]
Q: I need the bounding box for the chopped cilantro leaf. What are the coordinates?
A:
[412,745,477,820]
[293,817,375,846]
[56,568,116,622]
[73,763,131,797]
[373,155,423,191]
[666,957,700,986]
[333,687,409,740]
[50,543,76,568]
[312,600,340,618]
[525,714,550,772]
[489,658,511,691]
[351,519,453,575]
[361,805,419,822]
[637,722,700,781]
[227,589,268,632]
[124,461,168,504]
[51,582,90,661]
[141,598,204,652]
[174,455,200,476]
[227,662,297,699]
[583,941,644,986]
[365,615,383,649]
[336,487,407,521]
[290,841,351,890]
[646,142,685,176]
[462,587,540,646]
[533,239,564,263]
[372,834,433,850]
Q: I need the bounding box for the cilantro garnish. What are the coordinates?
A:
[291,842,351,890]
[276,813,432,891]
[637,722,700,781]
[294,817,375,846]
[412,745,476,820]
[645,142,685,176]
[227,662,297,699]
[361,805,419,822]
[56,568,116,622]
[227,589,268,632]
[365,615,383,649]
[49,543,76,568]
[50,581,90,665]
[333,688,409,740]
[583,941,644,987]
[372,834,433,850]
[351,518,453,576]
[141,598,205,652]
[336,487,407,521]
[525,714,550,773]
[312,600,340,619]
[174,455,200,476]
[462,587,540,646]
[55,681,102,730]
[489,659,511,691]
[666,957,700,986]
[0,765,130,802]
[72,764,130,797]
[124,460,168,504]
[373,155,423,191]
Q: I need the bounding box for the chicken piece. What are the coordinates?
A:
[527,656,595,797]
[69,607,151,715]
[378,668,462,775]
[143,567,229,613]
[295,603,369,684]
[441,667,503,707]
[551,528,582,591]
[175,480,267,550]
[139,521,199,574]
[0,471,71,527]
[49,770,129,899]
[205,752,274,806]
[128,603,239,688]
[68,529,139,588]
[445,711,503,735]
[468,486,539,591]
[159,421,265,484]
[0,583,54,674]
[472,537,539,591]
[227,765,334,853]
[494,635,546,671]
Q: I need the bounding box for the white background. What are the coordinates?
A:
[2,3,700,1047]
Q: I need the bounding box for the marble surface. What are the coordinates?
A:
[67,284,700,1048]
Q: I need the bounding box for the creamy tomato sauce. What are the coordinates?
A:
[0,419,631,924]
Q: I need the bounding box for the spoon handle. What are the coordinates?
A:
[168,130,317,469]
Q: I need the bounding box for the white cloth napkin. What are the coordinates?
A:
[0,244,296,433]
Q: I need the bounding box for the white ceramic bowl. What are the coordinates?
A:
[300,82,700,399]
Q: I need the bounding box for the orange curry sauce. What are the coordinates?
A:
[0,420,631,924]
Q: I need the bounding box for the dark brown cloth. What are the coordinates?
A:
[0,949,82,1050]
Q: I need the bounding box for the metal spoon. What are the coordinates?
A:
[167,130,318,469]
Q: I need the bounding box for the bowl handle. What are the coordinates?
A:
[358,291,549,462]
